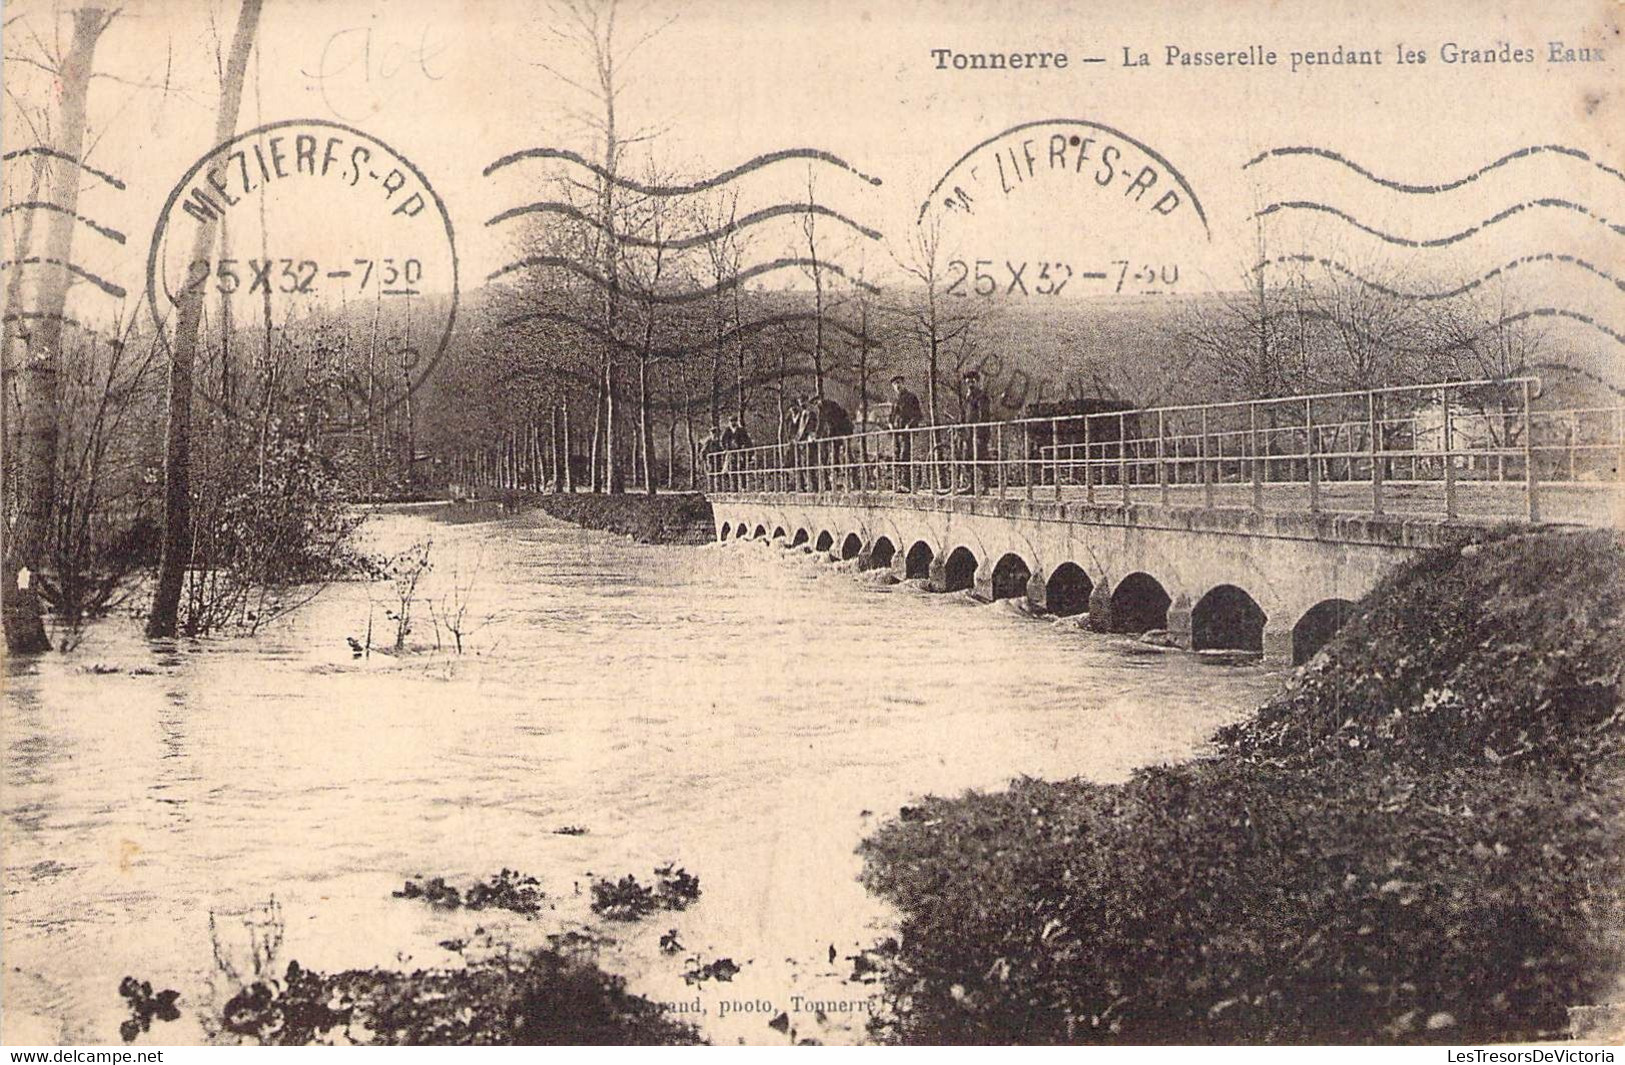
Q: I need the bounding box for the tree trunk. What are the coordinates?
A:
[666,417,676,488]
[147,0,263,638]
[4,8,111,654]
[562,397,574,492]
[639,356,655,496]
[589,380,603,491]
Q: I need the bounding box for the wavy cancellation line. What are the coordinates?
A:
[0,257,127,300]
[0,201,126,245]
[482,146,884,193]
[486,200,883,249]
[1242,144,1625,193]
[1269,305,1625,349]
[1254,198,1625,248]
[2,147,128,191]
[491,359,856,413]
[1253,253,1625,301]
[486,255,882,303]
[493,309,871,360]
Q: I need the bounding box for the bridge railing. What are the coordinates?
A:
[706,377,1624,524]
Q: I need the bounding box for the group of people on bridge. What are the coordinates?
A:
[703,370,998,494]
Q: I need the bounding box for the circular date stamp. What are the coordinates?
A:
[146,118,458,427]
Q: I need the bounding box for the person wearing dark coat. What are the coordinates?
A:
[961,370,993,494]
[799,396,852,490]
[888,374,924,490]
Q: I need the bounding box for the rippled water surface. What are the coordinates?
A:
[3,505,1281,1045]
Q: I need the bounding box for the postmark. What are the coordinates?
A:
[146,117,458,427]
[915,118,1214,413]
[917,118,1212,303]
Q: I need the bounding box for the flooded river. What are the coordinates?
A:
[3,505,1281,1045]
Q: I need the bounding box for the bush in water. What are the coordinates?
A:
[590,866,702,922]
[393,870,546,918]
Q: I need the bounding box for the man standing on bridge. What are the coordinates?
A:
[960,370,992,494]
[888,374,923,492]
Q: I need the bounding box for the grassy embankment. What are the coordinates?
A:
[524,491,715,545]
[860,529,1625,1044]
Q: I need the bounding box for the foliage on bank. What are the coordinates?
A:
[529,491,715,545]
[218,950,703,1046]
[859,530,1625,1044]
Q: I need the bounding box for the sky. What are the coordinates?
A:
[2,0,1621,375]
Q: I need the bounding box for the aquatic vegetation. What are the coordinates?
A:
[654,864,702,909]
[590,866,702,922]
[589,875,658,921]
[209,897,284,989]
[217,953,702,1045]
[118,977,180,1042]
[682,957,741,985]
[393,870,546,918]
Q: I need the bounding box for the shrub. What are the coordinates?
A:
[860,764,1624,1044]
[218,953,701,1045]
[590,867,701,921]
[393,870,545,917]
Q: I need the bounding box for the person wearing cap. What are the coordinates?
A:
[960,369,992,494]
[887,374,924,491]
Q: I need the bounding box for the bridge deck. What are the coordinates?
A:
[713,478,1621,529]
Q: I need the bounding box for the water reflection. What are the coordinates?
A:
[2,507,1280,1045]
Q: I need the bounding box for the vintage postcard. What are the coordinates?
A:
[2,0,1621,1050]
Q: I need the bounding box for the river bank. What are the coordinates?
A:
[523,492,715,545]
[857,528,1625,1044]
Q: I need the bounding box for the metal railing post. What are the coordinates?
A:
[1084,416,1094,502]
[1024,423,1033,502]
[1523,378,1540,522]
[1201,407,1214,508]
[1442,386,1457,518]
[1119,412,1130,505]
[996,422,1007,497]
[1157,409,1168,505]
[1052,419,1062,501]
[1250,402,1263,512]
[1368,392,1383,515]
[1305,398,1320,513]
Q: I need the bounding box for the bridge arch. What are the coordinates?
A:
[788,528,805,547]
[1292,598,1357,665]
[1109,572,1171,633]
[752,524,767,540]
[864,536,897,570]
[905,541,934,579]
[990,553,1033,600]
[1192,584,1268,653]
[719,522,731,541]
[815,530,835,553]
[942,546,979,593]
[1045,562,1094,617]
[840,533,862,560]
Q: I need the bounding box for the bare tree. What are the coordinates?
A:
[147,0,264,638]
[889,216,980,427]
[618,162,684,495]
[530,0,673,493]
[698,189,744,430]
[4,6,116,653]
